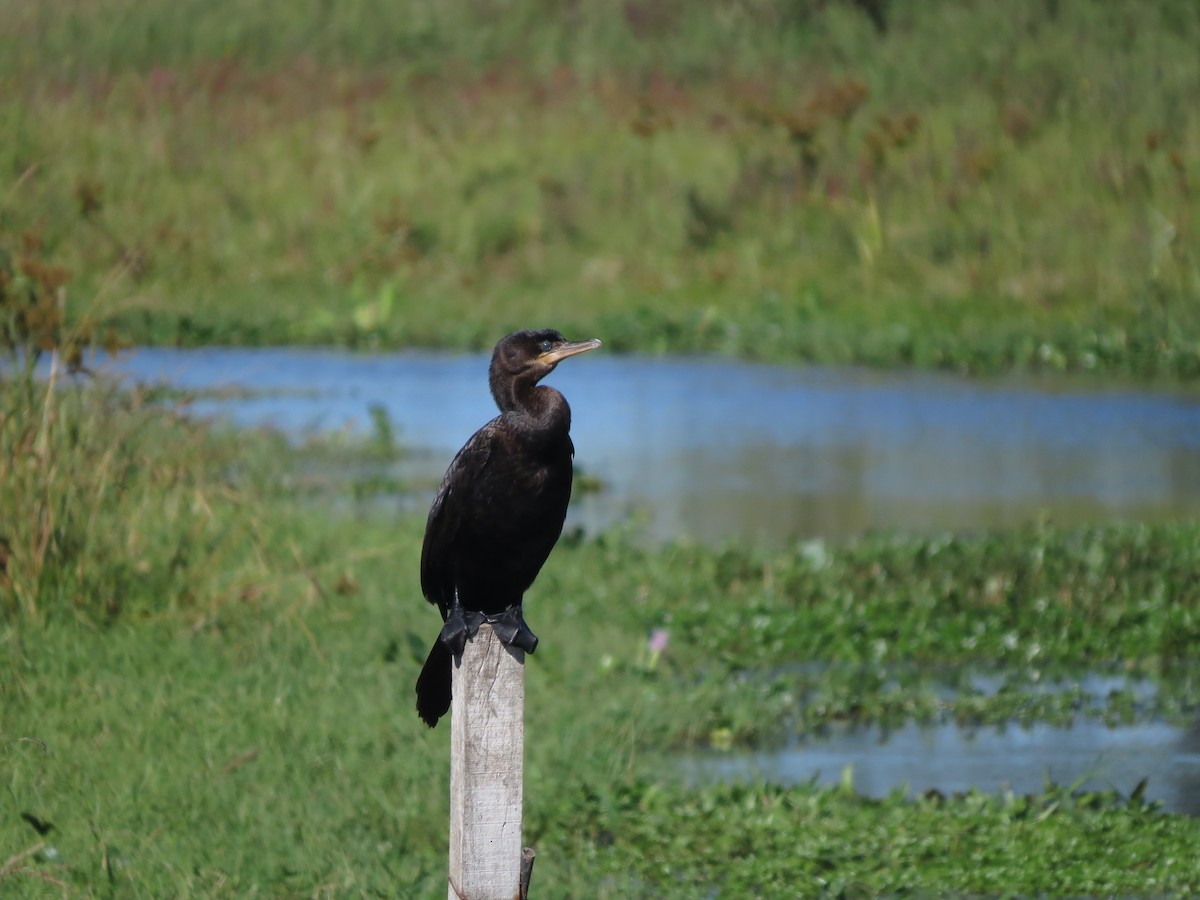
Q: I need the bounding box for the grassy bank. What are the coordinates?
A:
[4,367,1200,894]
[2,0,1199,377]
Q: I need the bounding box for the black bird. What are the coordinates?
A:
[415,329,602,727]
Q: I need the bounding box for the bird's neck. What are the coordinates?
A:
[493,379,571,436]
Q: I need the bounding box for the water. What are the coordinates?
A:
[680,717,1200,815]
[675,668,1200,814]
[94,346,1200,545]
[84,346,1200,811]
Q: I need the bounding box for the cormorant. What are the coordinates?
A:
[415,329,602,727]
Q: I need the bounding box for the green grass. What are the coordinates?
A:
[3,367,1200,894]
[6,508,1200,894]
[9,611,1200,896]
[2,0,1199,377]
[5,514,1200,894]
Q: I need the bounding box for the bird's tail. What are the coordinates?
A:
[415,639,452,727]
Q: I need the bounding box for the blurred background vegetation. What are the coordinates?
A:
[1,0,1198,374]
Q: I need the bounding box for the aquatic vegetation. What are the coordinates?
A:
[538,777,1200,896]
[562,524,1200,669]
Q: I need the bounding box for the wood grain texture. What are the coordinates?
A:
[448,625,524,900]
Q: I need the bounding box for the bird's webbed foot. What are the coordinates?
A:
[487,605,539,654]
[438,605,486,664]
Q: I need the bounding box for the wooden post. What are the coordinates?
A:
[448,624,525,900]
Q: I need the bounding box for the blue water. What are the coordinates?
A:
[92,346,1200,544]
[681,717,1200,815]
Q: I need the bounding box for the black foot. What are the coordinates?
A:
[487,606,539,654]
[438,607,486,663]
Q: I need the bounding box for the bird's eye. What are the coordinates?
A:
[539,340,554,352]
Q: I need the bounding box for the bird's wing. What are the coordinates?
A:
[419,421,498,615]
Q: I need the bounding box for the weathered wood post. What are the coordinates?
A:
[448,624,531,899]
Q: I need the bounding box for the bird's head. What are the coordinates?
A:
[491,328,601,383]
[488,329,602,412]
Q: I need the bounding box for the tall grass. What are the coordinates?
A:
[0,219,314,625]
[0,374,289,623]
[2,0,1198,375]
